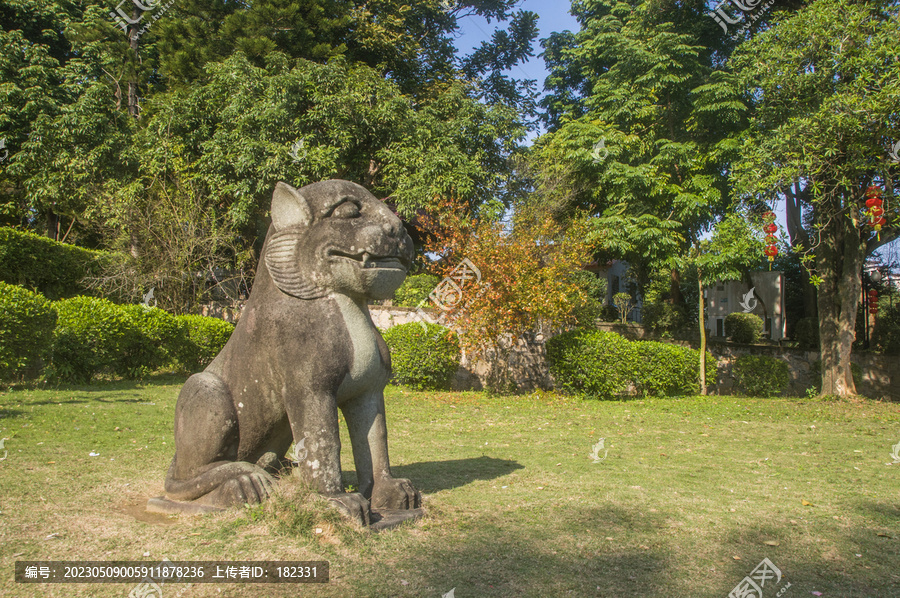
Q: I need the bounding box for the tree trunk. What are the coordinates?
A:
[669,268,684,305]
[816,198,863,396]
[127,7,141,118]
[784,182,818,319]
[698,271,707,396]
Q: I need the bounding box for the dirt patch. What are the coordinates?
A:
[122,499,179,525]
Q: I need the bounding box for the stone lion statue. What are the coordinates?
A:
[148,180,421,526]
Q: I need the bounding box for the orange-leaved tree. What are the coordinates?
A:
[418,197,597,390]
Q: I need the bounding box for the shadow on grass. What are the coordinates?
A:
[395,505,673,598]
[342,456,524,494]
[718,519,899,597]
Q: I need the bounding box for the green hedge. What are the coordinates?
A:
[392,274,440,307]
[546,330,635,398]
[119,305,190,378]
[547,330,716,399]
[382,322,461,390]
[49,296,137,383]
[174,315,235,373]
[0,282,57,381]
[725,312,763,344]
[0,227,107,300]
[631,340,716,397]
[732,354,790,397]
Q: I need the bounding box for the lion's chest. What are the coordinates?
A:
[334,296,388,402]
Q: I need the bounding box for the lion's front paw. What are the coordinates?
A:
[371,477,421,510]
[327,492,371,527]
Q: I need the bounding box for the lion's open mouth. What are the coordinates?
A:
[329,249,407,270]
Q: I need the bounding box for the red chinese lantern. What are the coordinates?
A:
[762,210,778,270]
[868,288,878,315]
[864,185,885,240]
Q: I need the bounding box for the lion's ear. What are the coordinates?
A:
[271,182,313,230]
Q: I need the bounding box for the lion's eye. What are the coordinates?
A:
[331,200,361,219]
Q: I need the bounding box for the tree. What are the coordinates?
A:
[531,0,750,306]
[730,0,900,396]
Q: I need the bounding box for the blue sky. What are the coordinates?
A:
[452,0,580,98]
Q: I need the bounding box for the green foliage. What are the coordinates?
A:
[631,341,716,397]
[733,355,790,397]
[871,302,900,355]
[641,302,687,337]
[546,330,634,399]
[794,317,819,350]
[393,274,440,308]
[725,312,763,344]
[118,305,189,378]
[48,296,137,383]
[0,282,57,381]
[567,269,608,327]
[173,315,235,374]
[382,323,461,391]
[0,228,107,300]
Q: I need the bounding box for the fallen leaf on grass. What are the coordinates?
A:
[764,540,780,546]
[802,500,813,506]
[732,556,741,560]
[877,533,893,538]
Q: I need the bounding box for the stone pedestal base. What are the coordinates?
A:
[369,508,425,532]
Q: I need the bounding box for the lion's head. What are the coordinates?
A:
[263,180,414,301]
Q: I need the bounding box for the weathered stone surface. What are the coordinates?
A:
[150,180,422,526]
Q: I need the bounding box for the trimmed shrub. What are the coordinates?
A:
[732,355,790,397]
[173,315,235,373]
[392,274,440,307]
[49,296,137,383]
[0,282,57,381]
[546,330,634,399]
[631,341,716,396]
[0,227,107,300]
[382,322,461,390]
[119,305,189,378]
[725,312,763,344]
[793,317,819,350]
[641,302,687,337]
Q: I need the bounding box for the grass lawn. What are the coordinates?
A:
[1,376,899,597]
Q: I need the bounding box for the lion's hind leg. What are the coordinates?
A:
[163,372,274,508]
